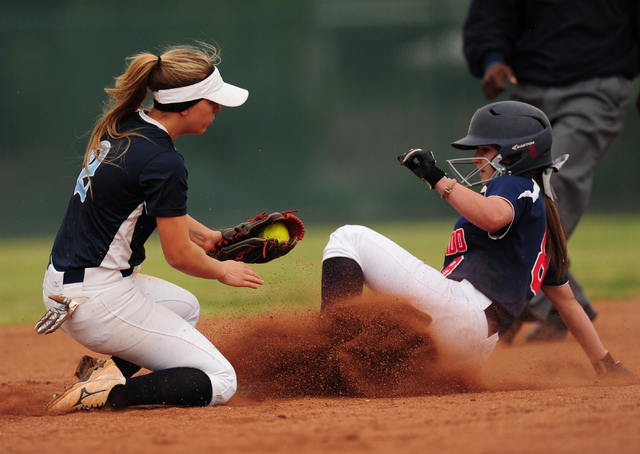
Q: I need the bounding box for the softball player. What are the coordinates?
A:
[322,101,635,378]
[41,43,264,413]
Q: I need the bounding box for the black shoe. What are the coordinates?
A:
[499,318,523,345]
[584,305,598,322]
[526,305,598,342]
[526,318,568,342]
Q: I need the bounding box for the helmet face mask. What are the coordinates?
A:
[446,154,506,188]
[449,101,553,187]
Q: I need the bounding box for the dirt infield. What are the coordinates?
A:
[2,299,639,454]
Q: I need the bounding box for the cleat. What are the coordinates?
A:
[45,358,125,413]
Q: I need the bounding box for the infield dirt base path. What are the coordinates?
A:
[2,300,639,454]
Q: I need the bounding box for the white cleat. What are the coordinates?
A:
[45,358,125,413]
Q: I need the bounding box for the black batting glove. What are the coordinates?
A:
[398,148,446,189]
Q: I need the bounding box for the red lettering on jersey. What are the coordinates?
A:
[529,145,538,158]
[445,228,468,255]
[442,256,464,277]
[530,231,548,295]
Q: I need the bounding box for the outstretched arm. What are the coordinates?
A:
[434,176,513,233]
[541,283,606,362]
[156,215,264,289]
[397,148,513,233]
[542,283,637,381]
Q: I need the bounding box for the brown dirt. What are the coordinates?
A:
[2,299,640,454]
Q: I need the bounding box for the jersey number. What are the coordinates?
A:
[445,228,467,255]
[74,142,109,203]
[530,231,548,295]
[442,256,464,277]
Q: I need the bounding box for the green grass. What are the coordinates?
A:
[564,215,640,300]
[0,237,54,327]
[2,215,639,327]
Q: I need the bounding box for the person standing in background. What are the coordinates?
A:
[461,0,640,342]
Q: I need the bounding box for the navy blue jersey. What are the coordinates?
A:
[51,111,188,272]
[441,175,567,333]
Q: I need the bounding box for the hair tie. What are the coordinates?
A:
[156,55,162,67]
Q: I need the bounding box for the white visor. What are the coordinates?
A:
[152,67,248,107]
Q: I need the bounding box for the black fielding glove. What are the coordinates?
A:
[207,211,305,264]
[398,148,446,189]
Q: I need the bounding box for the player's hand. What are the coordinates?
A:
[397,148,445,189]
[34,295,81,335]
[201,229,222,253]
[592,351,640,384]
[218,260,264,289]
[482,63,517,99]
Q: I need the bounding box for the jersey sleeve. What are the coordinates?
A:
[139,151,188,217]
[541,259,570,287]
[485,176,536,225]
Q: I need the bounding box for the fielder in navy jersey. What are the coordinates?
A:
[321,101,636,379]
[41,43,265,414]
[52,113,188,272]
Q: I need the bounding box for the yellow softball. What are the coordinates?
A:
[257,222,290,241]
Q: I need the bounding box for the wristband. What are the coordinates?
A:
[423,166,446,189]
[441,179,457,200]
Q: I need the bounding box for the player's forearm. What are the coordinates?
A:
[437,178,513,232]
[542,284,607,362]
[163,239,263,289]
[172,253,226,281]
[159,229,263,288]
[163,236,227,280]
[157,215,225,280]
[186,215,221,251]
[559,302,607,362]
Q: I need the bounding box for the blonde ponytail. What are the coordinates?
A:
[81,42,221,186]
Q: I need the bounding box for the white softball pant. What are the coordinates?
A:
[323,225,499,372]
[42,264,236,406]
